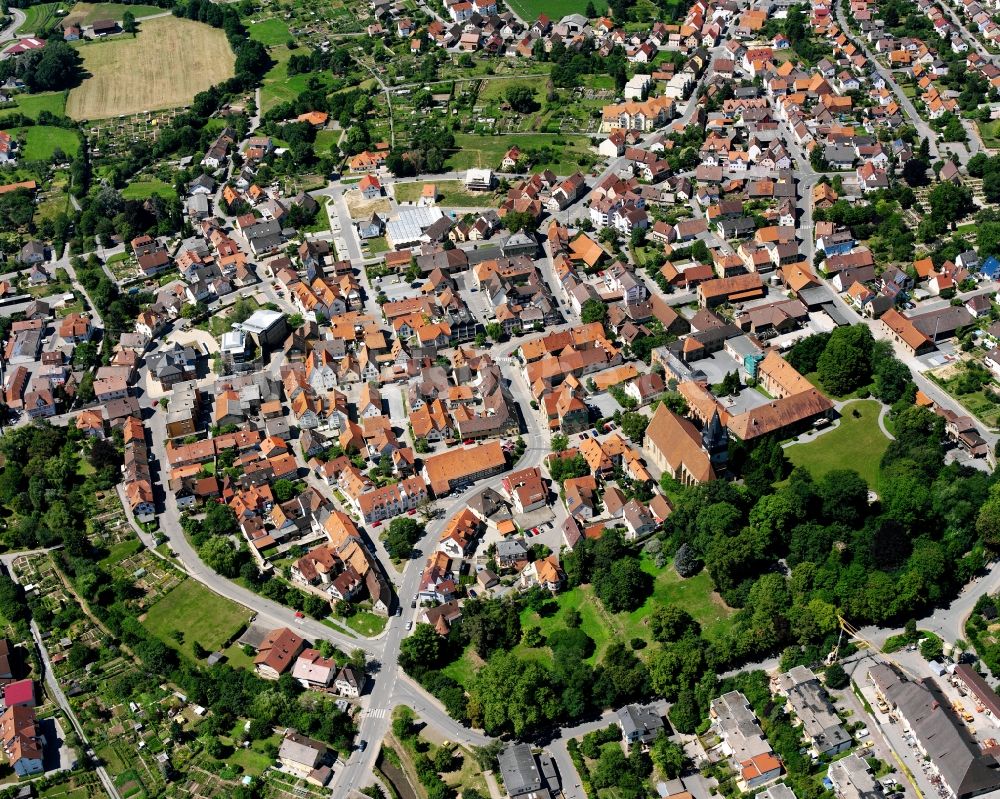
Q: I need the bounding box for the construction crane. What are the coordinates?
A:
[831,615,922,681]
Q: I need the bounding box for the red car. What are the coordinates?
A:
[463,439,474,445]
[372,521,383,528]
[407,509,417,515]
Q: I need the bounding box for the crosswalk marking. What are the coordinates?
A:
[363,707,388,719]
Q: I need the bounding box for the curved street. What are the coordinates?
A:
[0,8,26,45]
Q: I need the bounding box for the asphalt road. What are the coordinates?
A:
[0,8,25,43]
[834,0,941,161]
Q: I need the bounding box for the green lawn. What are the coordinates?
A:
[345,610,387,637]
[0,91,68,121]
[440,646,482,687]
[98,538,144,569]
[38,775,108,798]
[504,0,593,21]
[226,733,281,776]
[516,585,614,667]
[929,377,1000,430]
[445,132,594,173]
[17,3,62,34]
[614,556,735,646]
[221,641,255,670]
[365,236,389,254]
[248,17,290,45]
[122,177,173,200]
[301,196,331,233]
[980,120,1000,149]
[260,44,326,111]
[142,579,252,663]
[8,125,81,160]
[786,399,889,488]
[478,77,543,103]
[314,128,340,154]
[393,179,499,207]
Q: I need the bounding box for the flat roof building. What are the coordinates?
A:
[827,753,880,799]
[498,743,548,798]
[776,667,850,757]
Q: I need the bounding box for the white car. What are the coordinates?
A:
[406,621,413,631]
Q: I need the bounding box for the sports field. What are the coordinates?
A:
[66,15,235,120]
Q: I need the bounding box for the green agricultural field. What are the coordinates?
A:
[142,579,252,662]
[8,125,81,160]
[0,91,68,122]
[786,399,890,488]
[17,3,63,34]
[504,0,593,21]
[121,177,173,200]
[445,132,594,173]
[248,17,290,45]
[63,1,163,26]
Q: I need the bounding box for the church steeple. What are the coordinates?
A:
[702,409,729,467]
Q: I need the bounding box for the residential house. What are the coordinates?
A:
[254,628,306,680]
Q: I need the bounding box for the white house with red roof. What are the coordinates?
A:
[359,174,383,200]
